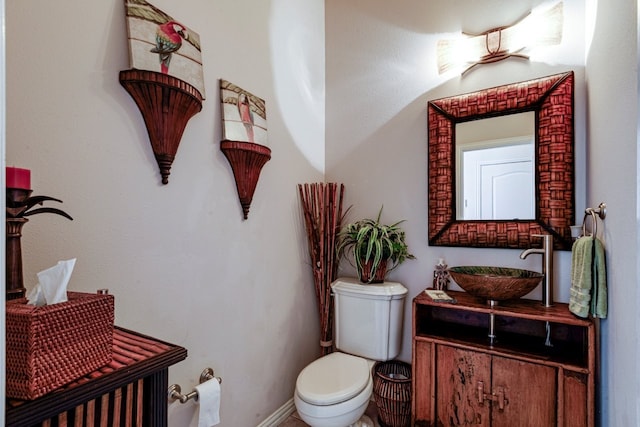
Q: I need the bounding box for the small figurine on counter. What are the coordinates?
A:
[433,258,450,290]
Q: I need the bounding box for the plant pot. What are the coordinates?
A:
[359,258,388,284]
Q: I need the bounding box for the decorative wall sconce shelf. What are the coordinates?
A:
[119,69,203,184]
[221,140,271,220]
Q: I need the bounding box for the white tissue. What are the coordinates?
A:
[195,379,221,427]
[27,259,76,306]
[26,285,46,306]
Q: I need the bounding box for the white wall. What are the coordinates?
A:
[585,0,639,424]
[5,1,325,426]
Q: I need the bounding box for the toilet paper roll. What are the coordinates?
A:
[195,379,221,427]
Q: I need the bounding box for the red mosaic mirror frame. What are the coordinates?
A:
[428,71,575,250]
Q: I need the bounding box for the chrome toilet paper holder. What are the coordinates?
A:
[168,367,222,404]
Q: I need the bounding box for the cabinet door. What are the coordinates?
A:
[491,356,556,427]
[436,345,491,426]
[413,341,434,425]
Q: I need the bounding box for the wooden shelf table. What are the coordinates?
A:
[6,326,187,427]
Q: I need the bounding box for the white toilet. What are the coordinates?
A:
[294,277,408,427]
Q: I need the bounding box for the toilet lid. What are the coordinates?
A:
[296,352,370,406]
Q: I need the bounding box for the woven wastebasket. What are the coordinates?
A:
[372,360,411,427]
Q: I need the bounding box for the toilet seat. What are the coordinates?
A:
[296,352,370,405]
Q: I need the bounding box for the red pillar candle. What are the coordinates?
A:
[6,167,31,190]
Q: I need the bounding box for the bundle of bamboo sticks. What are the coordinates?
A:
[298,182,345,356]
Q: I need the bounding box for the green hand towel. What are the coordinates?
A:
[569,237,592,317]
[590,237,607,318]
[569,236,607,318]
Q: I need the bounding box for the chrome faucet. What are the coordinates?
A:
[520,234,554,307]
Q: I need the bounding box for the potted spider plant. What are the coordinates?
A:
[336,206,415,283]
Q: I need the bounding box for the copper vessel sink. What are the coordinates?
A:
[448,266,543,302]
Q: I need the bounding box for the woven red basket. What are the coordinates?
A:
[5,291,114,400]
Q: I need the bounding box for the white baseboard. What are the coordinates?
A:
[256,398,296,427]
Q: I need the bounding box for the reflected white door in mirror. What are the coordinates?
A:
[456,111,535,220]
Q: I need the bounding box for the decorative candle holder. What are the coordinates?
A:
[220,140,271,220]
[5,188,72,300]
[6,215,28,300]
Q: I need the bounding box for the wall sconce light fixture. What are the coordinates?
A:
[438,1,563,75]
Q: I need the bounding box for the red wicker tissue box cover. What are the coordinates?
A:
[5,291,114,400]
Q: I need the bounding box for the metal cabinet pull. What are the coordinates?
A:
[477,381,486,405]
[496,387,509,411]
[477,381,509,410]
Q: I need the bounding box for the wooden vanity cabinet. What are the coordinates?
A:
[412,290,596,427]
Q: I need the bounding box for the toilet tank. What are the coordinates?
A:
[331,277,408,361]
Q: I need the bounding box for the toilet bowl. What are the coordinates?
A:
[294,352,374,427]
[294,279,407,427]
